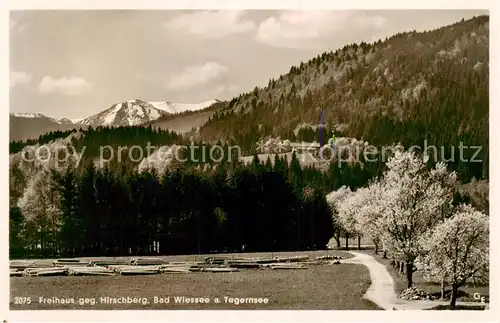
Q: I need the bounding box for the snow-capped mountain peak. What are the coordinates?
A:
[10,112,74,125]
[77,99,168,127]
[11,112,48,119]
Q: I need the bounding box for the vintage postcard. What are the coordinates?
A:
[2,1,496,322]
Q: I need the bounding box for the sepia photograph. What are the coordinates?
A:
[5,3,492,318]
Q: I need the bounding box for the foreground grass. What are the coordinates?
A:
[10,250,380,310]
[358,250,489,304]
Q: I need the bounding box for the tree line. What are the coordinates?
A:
[10,150,385,259]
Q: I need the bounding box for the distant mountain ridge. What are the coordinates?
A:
[11,112,75,125]
[10,98,218,140]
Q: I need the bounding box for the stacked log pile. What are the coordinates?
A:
[89,259,128,266]
[160,266,191,273]
[10,261,37,277]
[10,253,343,277]
[274,255,310,263]
[10,269,24,277]
[23,267,69,277]
[68,266,115,276]
[117,266,161,275]
[130,257,164,266]
[53,259,91,267]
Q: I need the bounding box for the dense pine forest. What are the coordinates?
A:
[9,16,488,258]
[10,146,389,258]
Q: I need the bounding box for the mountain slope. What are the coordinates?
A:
[198,15,489,181]
[147,99,223,134]
[149,99,219,115]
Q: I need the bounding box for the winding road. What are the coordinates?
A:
[342,251,486,310]
[342,251,397,310]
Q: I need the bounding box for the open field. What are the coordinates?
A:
[10,250,380,310]
[359,250,489,304]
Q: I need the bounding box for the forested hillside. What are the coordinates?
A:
[200,16,489,182]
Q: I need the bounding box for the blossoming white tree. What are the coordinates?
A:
[352,181,386,254]
[418,206,489,308]
[336,189,363,250]
[327,180,386,254]
[380,151,457,288]
[325,150,476,291]
[326,186,352,249]
[18,169,61,254]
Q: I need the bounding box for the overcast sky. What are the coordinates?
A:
[10,9,487,119]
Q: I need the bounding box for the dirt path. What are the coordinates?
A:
[342,251,486,310]
[341,251,397,310]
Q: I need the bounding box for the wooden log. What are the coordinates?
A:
[227,262,261,269]
[270,264,307,269]
[107,265,138,272]
[161,267,191,273]
[119,269,160,275]
[204,256,246,265]
[274,255,309,263]
[68,267,115,276]
[130,257,164,266]
[160,262,203,269]
[89,260,128,266]
[56,258,81,263]
[10,261,36,269]
[24,268,69,276]
[53,260,90,267]
[166,261,205,266]
[10,269,24,277]
[253,258,277,264]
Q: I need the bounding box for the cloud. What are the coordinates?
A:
[256,11,387,49]
[165,62,228,90]
[164,10,256,38]
[209,84,240,99]
[10,70,32,87]
[38,76,91,96]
